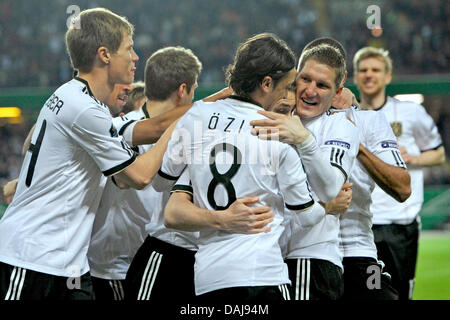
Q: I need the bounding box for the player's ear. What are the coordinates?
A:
[261,76,273,93]
[341,71,348,86]
[385,72,392,85]
[97,46,110,65]
[177,83,187,98]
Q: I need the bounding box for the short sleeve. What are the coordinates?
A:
[367,111,406,169]
[277,145,314,210]
[412,104,443,152]
[171,168,193,195]
[71,106,136,176]
[321,112,360,181]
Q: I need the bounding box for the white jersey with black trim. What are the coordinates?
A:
[88,105,153,280]
[284,110,360,269]
[154,97,316,295]
[339,107,407,259]
[370,97,443,225]
[0,78,136,277]
[112,103,199,251]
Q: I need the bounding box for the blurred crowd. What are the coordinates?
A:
[0,0,448,87]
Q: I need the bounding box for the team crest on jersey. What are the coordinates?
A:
[325,140,350,149]
[390,121,402,137]
[381,140,398,149]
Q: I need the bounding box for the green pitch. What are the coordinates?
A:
[413,231,450,300]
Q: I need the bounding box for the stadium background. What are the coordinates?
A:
[0,0,448,299]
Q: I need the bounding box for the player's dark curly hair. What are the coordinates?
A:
[225,33,296,97]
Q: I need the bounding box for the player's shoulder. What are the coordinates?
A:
[387,96,424,113]
[57,78,111,117]
[323,107,357,129]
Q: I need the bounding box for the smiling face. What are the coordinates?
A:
[354,57,391,98]
[296,59,340,119]
[108,32,139,85]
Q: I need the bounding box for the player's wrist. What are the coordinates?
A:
[294,133,315,154]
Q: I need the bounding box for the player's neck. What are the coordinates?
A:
[146,99,176,118]
[359,91,387,110]
[76,71,113,104]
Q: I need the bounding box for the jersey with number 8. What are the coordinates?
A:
[155,98,319,295]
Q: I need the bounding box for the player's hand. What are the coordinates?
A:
[324,183,353,215]
[332,88,359,109]
[250,110,311,144]
[202,87,234,102]
[221,197,274,234]
[3,178,18,205]
[398,146,416,165]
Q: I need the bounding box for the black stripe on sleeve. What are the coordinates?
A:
[330,163,348,181]
[285,199,314,211]
[118,120,137,136]
[170,184,193,194]
[158,169,180,181]
[339,150,345,166]
[391,150,400,167]
[103,154,136,177]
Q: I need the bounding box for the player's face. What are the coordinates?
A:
[266,68,297,109]
[105,83,132,116]
[354,57,391,97]
[295,59,338,119]
[109,32,139,85]
[269,89,296,115]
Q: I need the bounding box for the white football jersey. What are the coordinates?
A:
[114,103,200,251]
[88,106,153,280]
[284,110,360,269]
[155,97,316,295]
[370,97,443,225]
[339,107,406,259]
[0,78,136,277]
[145,173,199,251]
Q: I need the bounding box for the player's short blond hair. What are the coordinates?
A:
[353,47,393,74]
[298,44,346,89]
[65,8,134,73]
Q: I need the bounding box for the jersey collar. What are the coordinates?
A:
[373,96,388,111]
[229,95,263,109]
[74,76,95,98]
[141,102,150,119]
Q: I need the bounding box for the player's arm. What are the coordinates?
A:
[251,110,358,202]
[3,123,38,203]
[113,120,178,189]
[320,182,353,214]
[164,193,274,234]
[358,144,411,202]
[400,146,446,167]
[406,103,446,167]
[124,88,233,146]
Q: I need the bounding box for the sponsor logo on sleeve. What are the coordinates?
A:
[381,140,398,149]
[325,140,350,149]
